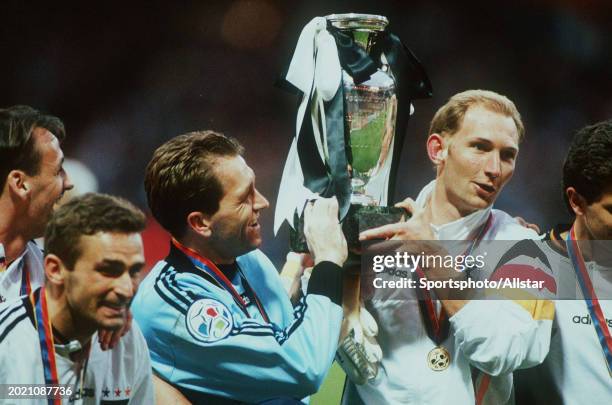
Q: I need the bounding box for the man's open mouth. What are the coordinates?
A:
[101,302,127,313]
[475,182,496,193]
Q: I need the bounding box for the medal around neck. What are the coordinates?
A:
[274,13,432,251]
[427,346,451,371]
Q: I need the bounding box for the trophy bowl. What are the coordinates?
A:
[289,13,407,252]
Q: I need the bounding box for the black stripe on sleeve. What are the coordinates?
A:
[306,261,342,306]
[0,304,23,330]
[0,313,27,343]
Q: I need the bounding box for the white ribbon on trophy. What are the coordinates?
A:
[275,16,384,386]
[274,17,341,234]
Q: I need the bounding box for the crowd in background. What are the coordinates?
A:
[2,0,611,266]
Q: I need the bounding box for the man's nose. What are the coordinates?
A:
[114,271,135,301]
[254,188,269,211]
[63,171,75,191]
[484,152,501,179]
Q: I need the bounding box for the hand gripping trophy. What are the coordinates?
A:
[274,13,432,384]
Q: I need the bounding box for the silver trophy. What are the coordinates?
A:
[276,13,430,249]
[275,13,432,384]
[330,13,398,207]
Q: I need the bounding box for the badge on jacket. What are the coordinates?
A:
[186,298,234,343]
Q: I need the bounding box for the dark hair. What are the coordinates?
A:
[563,119,612,213]
[45,193,146,269]
[0,105,66,190]
[144,131,244,238]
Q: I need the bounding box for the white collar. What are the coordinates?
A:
[0,241,30,271]
[415,180,492,240]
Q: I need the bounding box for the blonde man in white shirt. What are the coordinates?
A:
[348,90,554,405]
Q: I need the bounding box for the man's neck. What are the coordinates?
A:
[558,218,595,261]
[564,217,612,265]
[571,217,590,241]
[0,200,32,263]
[45,286,95,346]
[0,232,29,264]
[429,182,478,226]
[177,237,236,266]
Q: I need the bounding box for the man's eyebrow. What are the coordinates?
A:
[95,259,125,269]
[237,173,255,199]
[502,145,519,154]
[129,262,145,272]
[472,137,518,152]
[238,182,254,200]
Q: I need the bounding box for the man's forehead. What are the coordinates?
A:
[33,126,59,143]
[462,105,513,126]
[78,232,144,261]
[456,106,519,143]
[33,127,64,159]
[216,155,255,188]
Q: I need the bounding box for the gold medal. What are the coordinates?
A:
[427,346,451,371]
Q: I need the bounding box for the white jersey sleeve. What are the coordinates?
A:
[125,324,155,404]
[450,299,553,376]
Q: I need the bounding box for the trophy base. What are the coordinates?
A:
[290,204,408,253]
[349,193,378,206]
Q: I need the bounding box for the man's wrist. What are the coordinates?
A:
[314,255,344,268]
[307,261,343,305]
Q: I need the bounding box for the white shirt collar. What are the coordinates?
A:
[415,180,492,240]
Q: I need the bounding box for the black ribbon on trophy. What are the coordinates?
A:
[274,14,432,250]
[274,14,432,385]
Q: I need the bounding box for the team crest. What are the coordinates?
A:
[186,299,233,343]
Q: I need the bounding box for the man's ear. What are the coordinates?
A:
[566,187,587,216]
[6,170,30,198]
[186,211,212,238]
[44,254,67,286]
[427,133,447,165]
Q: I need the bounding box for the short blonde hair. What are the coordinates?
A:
[429,90,524,141]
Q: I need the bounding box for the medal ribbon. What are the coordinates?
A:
[565,227,612,376]
[0,243,6,272]
[31,288,61,405]
[20,256,32,296]
[413,213,493,345]
[172,239,270,322]
[413,266,448,344]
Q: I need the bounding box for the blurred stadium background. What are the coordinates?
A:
[2,1,611,401]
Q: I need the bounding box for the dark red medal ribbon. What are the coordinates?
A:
[31,288,61,405]
[0,243,6,272]
[413,213,493,346]
[413,266,449,345]
[172,239,270,322]
[565,227,612,376]
[20,256,32,296]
